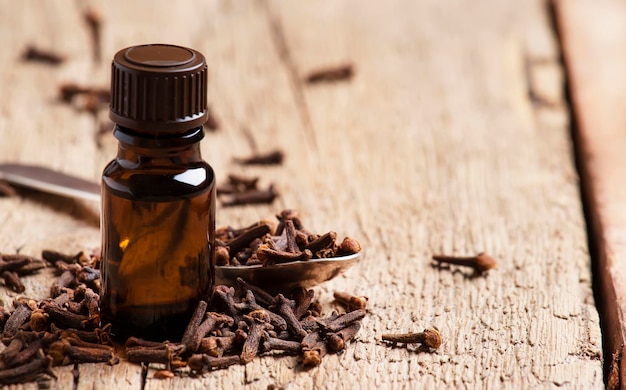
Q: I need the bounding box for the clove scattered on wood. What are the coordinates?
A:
[233,150,284,165]
[187,354,241,372]
[382,328,442,350]
[153,369,175,380]
[221,184,279,207]
[305,64,354,84]
[0,254,46,285]
[333,291,368,312]
[216,174,260,195]
[21,45,64,65]
[2,271,25,293]
[432,252,497,275]
[0,350,56,385]
[57,83,110,114]
[216,174,279,207]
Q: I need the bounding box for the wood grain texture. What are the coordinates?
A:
[554,0,626,387]
[0,0,603,388]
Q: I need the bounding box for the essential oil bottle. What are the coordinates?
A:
[100,44,215,341]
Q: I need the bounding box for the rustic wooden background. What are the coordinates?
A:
[555,0,626,388]
[0,0,609,388]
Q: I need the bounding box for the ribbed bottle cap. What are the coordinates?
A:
[110,44,208,132]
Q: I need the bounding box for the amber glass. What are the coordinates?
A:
[100,126,215,341]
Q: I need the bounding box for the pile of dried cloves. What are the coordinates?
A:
[0,244,367,385]
[127,280,366,375]
[215,209,361,266]
[0,249,112,385]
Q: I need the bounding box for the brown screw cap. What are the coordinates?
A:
[110,44,208,132]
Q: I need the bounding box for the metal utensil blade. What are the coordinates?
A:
[0,163,101,202]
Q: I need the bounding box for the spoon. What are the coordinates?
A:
[216,253,360,293]
[0,163,361,289]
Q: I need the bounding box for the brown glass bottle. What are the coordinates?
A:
[100,44,215,341]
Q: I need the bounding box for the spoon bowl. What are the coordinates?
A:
[216,252,361,292]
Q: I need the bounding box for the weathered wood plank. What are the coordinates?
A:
[554,0,626,387]
[266,1,602,387]
[0,0,604,388]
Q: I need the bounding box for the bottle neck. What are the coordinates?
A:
[114,126,205,166]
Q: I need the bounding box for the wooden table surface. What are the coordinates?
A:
[0,0,615,388]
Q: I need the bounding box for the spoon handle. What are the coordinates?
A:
[0,163,101,202]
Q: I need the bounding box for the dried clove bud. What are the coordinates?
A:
[2,304,32,341]
[291,287,315,320]
[42,250,82,265]
[1,337,24,366]
[217,174,259,195]
[0,256,32,274]
[225,223,272,256]
[14,260,46,276]
[125,337,168,349]
[153,370,175,379]
[4,336,48,369]
[50,270,77,298]
[275,209,305,235]
[57,83,110,115]
[321,309,366,333]
[2,271,25,293]
[198,335,237,357]
[186,312,234,353]
[333,291,368,312]
[221,185,279,207]
[43,301,91,330]
[49,338,116,366]
[337,237,362,256]
[302,348,325,367]
[233,150,284,165]
[257,246,312,265]
[235,277,274,308]
[233,290,287,331]
[126,344,185,368]
[188,354,240,372]
[215,246,230,266]
[305,64,354,84]
[21,46,64,65]
[432,252,496,275]
[29,310,48,332]
[304,232,337,256]
[181,300,208,347]
[261,337,301,354]
[327,322,361,352]
[272,294,307,339]
[0,350,56,384]
[381,328,442,350]
[240,310,273,363]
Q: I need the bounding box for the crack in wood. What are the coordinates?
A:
[548,0,618,387]
[140,363,148,390]
[260,0,319,151]
[73,363,79,390]
[240,126,259,154]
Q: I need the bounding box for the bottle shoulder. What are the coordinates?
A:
[103,160,215,200]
